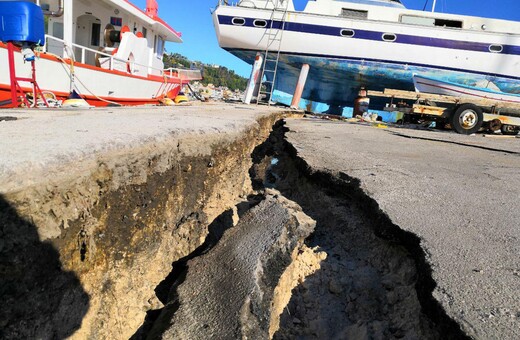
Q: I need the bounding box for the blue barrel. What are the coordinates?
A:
[0,1,45,45]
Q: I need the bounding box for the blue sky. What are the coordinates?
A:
[133,0,520,77]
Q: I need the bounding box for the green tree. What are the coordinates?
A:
[163,53,247,91]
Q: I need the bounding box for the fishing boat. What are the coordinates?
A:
[0,0,201,107]
[413,74,520,105]
[212,0,520,114]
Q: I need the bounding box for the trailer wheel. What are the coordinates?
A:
[501,124,519,136]
[451,104,483,134]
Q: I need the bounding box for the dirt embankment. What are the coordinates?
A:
[0,112,286,339]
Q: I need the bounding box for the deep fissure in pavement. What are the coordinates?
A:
[131,194,266,339]
[121,118,469,339]
[249,120,470,339]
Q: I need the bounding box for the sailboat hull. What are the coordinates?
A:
[213,3,520,114]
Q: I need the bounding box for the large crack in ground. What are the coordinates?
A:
[251,120,470,339]
[134,118,471,339]
[2,110,475,338]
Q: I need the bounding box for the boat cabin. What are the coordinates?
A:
[38,0,182,76]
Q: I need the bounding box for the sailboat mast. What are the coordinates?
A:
[431,0,437,12]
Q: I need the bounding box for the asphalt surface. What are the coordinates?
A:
[0,103,280,194]
[284,118,520,339]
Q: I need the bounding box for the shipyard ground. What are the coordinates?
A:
[0,103,518,339]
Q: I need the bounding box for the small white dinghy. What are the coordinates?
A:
[413,74,520,104]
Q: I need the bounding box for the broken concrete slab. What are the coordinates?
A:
[148,190,316,339]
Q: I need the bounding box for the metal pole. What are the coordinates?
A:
[63,0,73,57]
[431,0,437,12]
[290,64,309,109]
[243,52,263,104]
[7,43,18,108]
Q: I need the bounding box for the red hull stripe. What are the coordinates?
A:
[0,42,183,84]
[0,83,180,107]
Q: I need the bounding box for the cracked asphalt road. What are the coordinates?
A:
[284,118,520,339]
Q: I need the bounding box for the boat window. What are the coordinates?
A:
[382,33,396,42]
[401,15,435,26]
[401,15,462,28]
[340,29,355,38]
[434,18,462,28]
[340,8,368,19]
[489,44,503,53]
[232,17,246,26]
[253,19,267,28]
[91,23,101,46]
[53,22,64,39]
[142,27,147,38]
[154,35,164,56]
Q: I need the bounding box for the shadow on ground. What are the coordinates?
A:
[0,195,89,339]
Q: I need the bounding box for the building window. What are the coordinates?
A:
[53,22,64,39]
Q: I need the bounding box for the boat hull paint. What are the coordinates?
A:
[227,48,520,114]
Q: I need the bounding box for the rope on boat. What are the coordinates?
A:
[62,45,122,106]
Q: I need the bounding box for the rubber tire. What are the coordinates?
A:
[451,103,484,135]
[501,124,519,136]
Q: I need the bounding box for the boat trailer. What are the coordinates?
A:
[368,89,520,135]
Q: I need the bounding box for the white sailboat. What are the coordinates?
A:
[213,0,520,114]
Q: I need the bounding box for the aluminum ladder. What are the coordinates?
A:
[257,0,289,105]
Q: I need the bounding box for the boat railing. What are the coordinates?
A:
[219,0,286,9]
[43,35,201,81]
[164,68,203,81]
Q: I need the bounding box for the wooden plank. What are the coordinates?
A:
[412,104,446,116]
[385,89,459,103]
[482,134,517,138]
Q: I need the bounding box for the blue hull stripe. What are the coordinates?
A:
[218,15,520,56]
[224,47,520,82]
